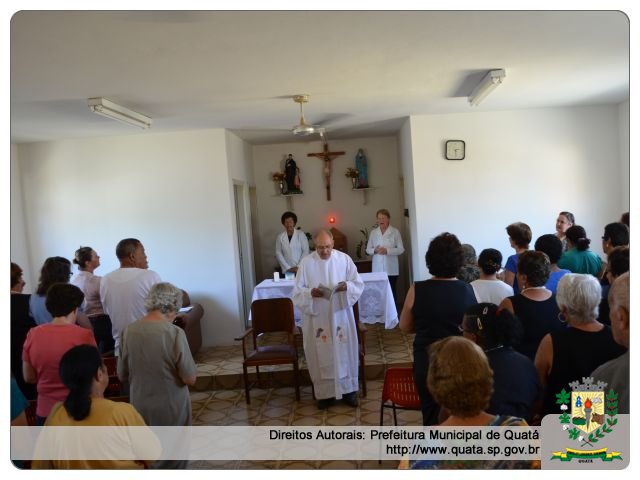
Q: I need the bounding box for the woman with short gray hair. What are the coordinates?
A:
[534,274,626,417]
[144,281,183,314]
[118,282,197,469]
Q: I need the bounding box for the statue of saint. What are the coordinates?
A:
[355,149,369,188]
[285,154,301,193]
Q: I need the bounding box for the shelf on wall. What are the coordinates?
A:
[276,191,303,209]
[351,186,374,205]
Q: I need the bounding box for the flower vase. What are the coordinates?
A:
[351,177,358,189]
[279,182,285,194]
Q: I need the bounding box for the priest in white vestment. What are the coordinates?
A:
[292,230,364,409]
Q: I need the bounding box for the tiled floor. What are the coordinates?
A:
[188,324,419,469]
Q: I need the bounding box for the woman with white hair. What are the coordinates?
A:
[118,282,197,469]
[534,274,626,416]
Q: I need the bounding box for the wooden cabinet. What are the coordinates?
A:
[330,227,348,254]
[355,260,372,274]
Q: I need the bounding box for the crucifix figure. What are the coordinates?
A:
[307,143,345,201]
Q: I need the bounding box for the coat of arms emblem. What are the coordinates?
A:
[552,377,622,462]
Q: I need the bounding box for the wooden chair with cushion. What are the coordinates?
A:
[102,356,124,399]
[236,298,300,404]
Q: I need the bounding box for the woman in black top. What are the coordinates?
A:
[400,233,477,425]
[535,274,626,416]
[499,251,563,360]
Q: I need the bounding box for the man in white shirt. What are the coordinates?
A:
[293,230,364,409]
[100,238,162,356]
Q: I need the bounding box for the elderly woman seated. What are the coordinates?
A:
[534,274,626,416]
[118,282,197,469]
[400,336,538,469]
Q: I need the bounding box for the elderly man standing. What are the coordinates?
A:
[293,230,364,409]
[592,272,629,413]
[100,238,162,356]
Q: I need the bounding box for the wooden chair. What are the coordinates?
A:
[353,302,367,398]
[102,356,124,398]
[379,367,421,426]
[236,298,300,404]
[25,399,38,426]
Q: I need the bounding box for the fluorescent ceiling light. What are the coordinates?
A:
[468,69,506,107]
[88,98,152,129]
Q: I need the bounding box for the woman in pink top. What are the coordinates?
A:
[22,283,96,424]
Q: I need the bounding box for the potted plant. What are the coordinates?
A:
[345,168,359,189]
[355,227,369,259]
[272,171,286,194]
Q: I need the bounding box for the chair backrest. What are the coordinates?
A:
[381,367,422,409]
[102,356,122,398]
[352,302,363,342]
[25,399,37,426]
[103,356,117,377]
[250,298,295,335]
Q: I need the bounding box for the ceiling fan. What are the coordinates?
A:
[291,94,325,137]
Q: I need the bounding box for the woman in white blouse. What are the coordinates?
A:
[275,211,309,276]
[366,209,405,303]
[71,246,113,354]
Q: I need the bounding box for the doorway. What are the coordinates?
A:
[233,182,255,328]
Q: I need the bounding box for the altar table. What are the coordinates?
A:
[250,271,398,329]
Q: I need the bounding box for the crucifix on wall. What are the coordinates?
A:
[307,143,345,201]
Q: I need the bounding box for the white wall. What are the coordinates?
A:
[14,129,245,346]
[226,130,255,185]
[408,105,627,281]
[398,119,419,284]
[252,136,406,283]
[225,131,257,325]
[618,100,630,212]
[10,144,34,291]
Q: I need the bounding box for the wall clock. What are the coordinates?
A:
[445,140,465,160]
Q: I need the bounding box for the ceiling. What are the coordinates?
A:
[10,10,629,145]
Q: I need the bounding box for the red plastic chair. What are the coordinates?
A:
[379,367,421,426]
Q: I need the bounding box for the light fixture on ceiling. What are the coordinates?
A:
[87,98,152,129]
[468,69,506,107]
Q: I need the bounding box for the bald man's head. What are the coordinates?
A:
[314,230,334,260]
